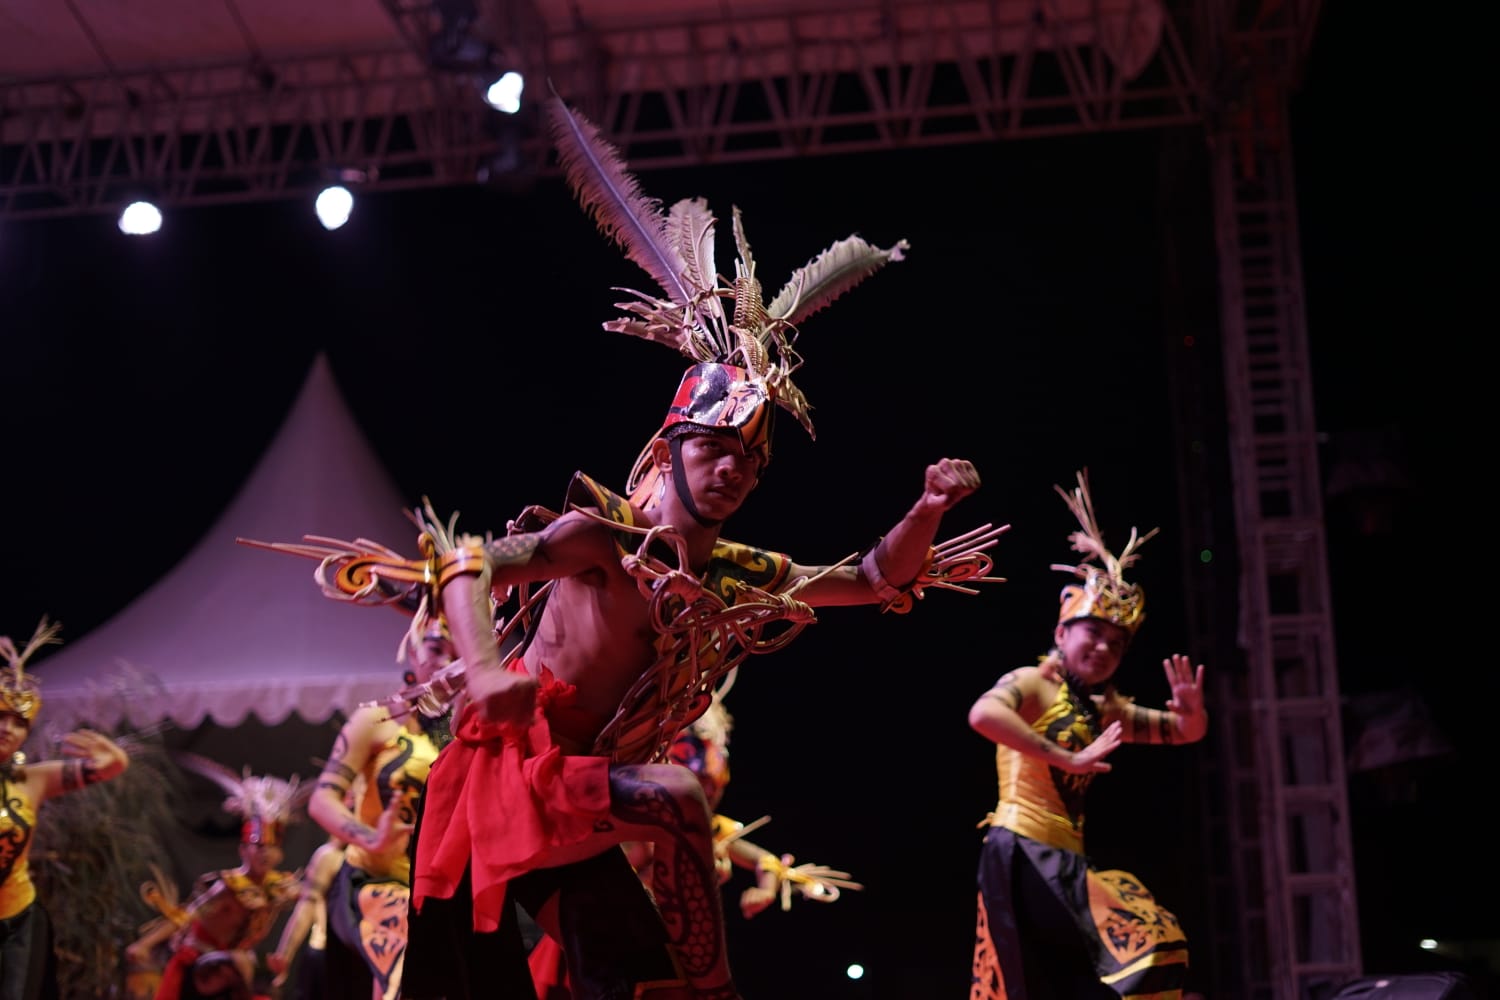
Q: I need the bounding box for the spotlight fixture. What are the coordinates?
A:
[315,185,355,231]
[484,71,524,114]
[118,199,162,235]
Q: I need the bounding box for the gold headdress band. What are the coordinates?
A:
[1050,469,1159,636]
[175,752,312,848]
[0,616,62,723]
[546,93,909,509]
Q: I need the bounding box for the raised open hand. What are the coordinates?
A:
[367,796,416,854]
[1162,654,1205,717]
[1061,720,1122,774]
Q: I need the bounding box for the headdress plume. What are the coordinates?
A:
[174,752,312,847]
[1050,469,1159,635]
[0,616,62,723]
[545,91,908,502]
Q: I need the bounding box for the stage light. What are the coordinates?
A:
[315,185,354,230]
[484,71,524,113]
[118,200,162,235]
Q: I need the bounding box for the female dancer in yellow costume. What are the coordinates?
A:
[0,618,131,1000]
[968,472,1208,999]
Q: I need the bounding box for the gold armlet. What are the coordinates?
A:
[755,855,789,879]
[860,545,936,613]
[858,544,906,605]
[437,543,489,589]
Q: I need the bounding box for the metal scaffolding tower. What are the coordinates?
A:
[1193,0,1363,993]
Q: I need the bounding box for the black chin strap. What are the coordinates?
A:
[669,436,721,527]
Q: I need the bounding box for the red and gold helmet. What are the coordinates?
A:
[627,363,776,508]
[241,814,286,848]
[1051,470,1159,638]
[0,617,61,724]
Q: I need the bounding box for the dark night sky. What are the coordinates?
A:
[0,3,1488,996]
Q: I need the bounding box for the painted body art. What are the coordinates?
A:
[987,673,1024,709]
[486,533,541,567]
[1126,704,1176,744]
[608,766,723,982]
[323,759,359,786]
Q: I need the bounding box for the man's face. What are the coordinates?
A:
[239,840,284,878]
[410,630,455,682]
[672,432,763,521]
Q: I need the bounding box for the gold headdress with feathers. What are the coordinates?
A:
[546,94,910,508]
[1050,470,1159,636]
[175,752,313,848]
[0,616,62,723]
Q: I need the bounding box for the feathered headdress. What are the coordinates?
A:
[0,616,62,723]
[1050,470,1159,636]
[175,752,313,848]
[546,94,910,507]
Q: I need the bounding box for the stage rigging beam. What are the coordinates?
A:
[0,0,1204,219]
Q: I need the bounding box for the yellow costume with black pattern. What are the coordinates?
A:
[0,778,38,921]
[971,676,1187,999]
[329,726,440,999]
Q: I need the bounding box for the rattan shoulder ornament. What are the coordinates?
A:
[1050,469,1159,636]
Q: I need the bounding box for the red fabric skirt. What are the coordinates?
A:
[413,664,612,933]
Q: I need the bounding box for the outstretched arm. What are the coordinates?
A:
[25,728,130,804]
[1106,655,1209,745]
[968,668,1122,774]
[308,709,411,856]
[125,916,180,967]
[722,837,784,917]
[127,877,219,965]
[723,838,861,918]
[269,841,345,985]
[788,457,982,607]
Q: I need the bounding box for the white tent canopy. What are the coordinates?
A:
[35,353,420,734]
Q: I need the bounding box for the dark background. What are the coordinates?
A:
[0,2,1487,996]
